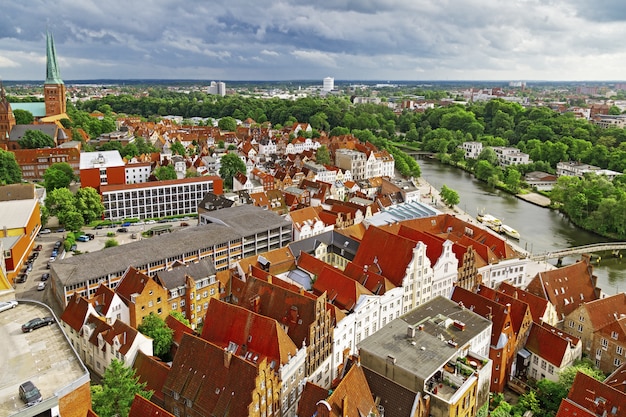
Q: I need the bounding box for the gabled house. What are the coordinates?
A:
[162,333,281,417]
[526,256,601,324]
[524,322,582,382]
[115,266,170,328]
[591,316,626,374]
[129,394,175,417]
[286,206,331,241]
[363,366,431,417]
[556,372,626,417]
[497,281,558,326]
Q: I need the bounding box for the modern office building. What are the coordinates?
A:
[323,77,334,93]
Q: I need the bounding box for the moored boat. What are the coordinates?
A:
[500,224,520,240]
[476,213,502,232]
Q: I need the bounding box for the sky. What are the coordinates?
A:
[1,0,626,82]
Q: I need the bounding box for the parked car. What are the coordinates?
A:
[131,233,138,239]
[117,227,128,233]
[29,252,39,260]
[39,228,51,235]
[77,235,90,242]
[21,317,54,333]
[86,233,95,240]
[19,381,42,406]
[94,225,103,230]
[0,300,18,313]
[37,282,46,291]
[122,222,131,227]
[41,273,50,281]
[56,228,65,233]
[34,244,43,251]
[180,222,189,227]
[146,220,156,224]
[70,244,77,251]
[15,274,27,283]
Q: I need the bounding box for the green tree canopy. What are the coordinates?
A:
[45,187,76,218]
[137,313,174,359]
[218,116,237,132]
[315,145,331,165]
[104,238,119,248]
[170,141,186,156]
[75,187,105,224]
[154,165,177,181]
[0,149,22,184]
[219,152,246,189]
[18,129,55,149]
[43,162,75,192]
[440,184,460,207]
[13,109,34,125]
[169,311,191,327]
[91,359,153,417]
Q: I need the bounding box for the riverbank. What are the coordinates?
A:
[515,192,551,208]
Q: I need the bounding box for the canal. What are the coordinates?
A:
[418,158,626,295]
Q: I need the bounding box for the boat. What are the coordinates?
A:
[500,224,520,240]
[476,213,502,232]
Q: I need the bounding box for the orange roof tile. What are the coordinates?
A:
[312,266,372,312]
[129,394,174,417]
[497,281,549,324]
[133,351,170,406]
[60,293,92,332]
[525,322,577,367]
[560,372,626,417]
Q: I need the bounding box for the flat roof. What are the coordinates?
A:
[0,301,88,415]
[366,200,440,227]
[0,199,37,228]
[199,204,292,236]
[358,296,491,381]
[79,150,125,170]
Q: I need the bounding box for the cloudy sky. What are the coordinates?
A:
[1,0,625,82]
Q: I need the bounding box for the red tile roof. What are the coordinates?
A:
[477,285,532,336]
[200,298,297,366]
[578,293,626,332]
[165,314,194,346]
[525,322,577,367]
[128,394,174,417]
[103,319,140,355]
[559,372,626,417]
[343,262,394,295]
[605,363,626,394]
[132,350,170,407]
[324,364,379,417]
[297,382,329,417]
[497,281,549,324]
[312,266,372,312]
[450,286,508,347]
[526,258,600,319]
[297,251,328,278]
[60,293,92,332]
[115,266,153,305]
[90,284,116,316]
[163,333,261,417]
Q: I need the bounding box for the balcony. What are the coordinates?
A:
[426,357,479,402]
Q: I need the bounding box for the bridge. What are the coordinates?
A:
[530,242,626,262]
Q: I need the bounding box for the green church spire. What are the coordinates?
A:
[45,31,64,85]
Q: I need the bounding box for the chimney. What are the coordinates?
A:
[407,325,416,338]
[224,349,232,368]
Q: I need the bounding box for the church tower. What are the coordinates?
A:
[0,81,16,141]
[44,31,66,117]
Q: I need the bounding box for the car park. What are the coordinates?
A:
[0,300,18,313]
[37,282,46,291]
[21,317,54,332]
[39,228,51,234]
[19,381,42,406]
[41,273,50,281]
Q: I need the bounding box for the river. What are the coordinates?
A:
[418,158,626,295]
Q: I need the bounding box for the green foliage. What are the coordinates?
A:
[504,168,522,193]
[218,116,237,131]
[138,313,174,359]
[91,359,153,417]
[169,310,191,327]
[13,109,34,124]
[535,378,568,416]
[104,239,119,248]
[219,152,246,189]
[440,184,460,207]
[75,187,105,224]
[315,145,332,165]
[43,162,75,192]
[40,204,49,227]
[0,149,22,184]
[170,141,186,156]
[18,129,55,149]
[154,165,177,180]
[45,187,75,218]
[558,358,605,388]
[62,210,85,232]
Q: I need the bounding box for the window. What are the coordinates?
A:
[612,331,619,340]
[569,320,574,328]
[614,358,622,367]
[578,324,583,332]
[602,339,609,350]
[548,365,554,374]
[541,360,547,370]
[617,346,623,355]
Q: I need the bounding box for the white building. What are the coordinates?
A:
[323,77,334,93]
[462,141,483,159]
[492,146,531,166]
[208,81,226,96]
[557,161,622,180]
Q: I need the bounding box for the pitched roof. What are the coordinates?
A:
[297,382,329,417]
[362,366,422,417]
[525,322,577,367]
[323,364,379,417]
[60,293,93,332]
[90,284,117,317]
[112,267,153,305]
[450,286,508,348]
[559,372,626,417]
[155,259,216,289]
[163,333,260,417]
[497,281,549,324]
[343,261,394,295]
[103,319,140,355]
[312,266,372,312]
[128,394,174,417]
[165,314,194,346]
[526,258,599,319]
[132,351,171,407]
[477,284,531,336]
[200,298,297,366]
[579,293,626,332]
[605,363,626,394]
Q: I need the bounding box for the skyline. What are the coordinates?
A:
[2,1,626,82]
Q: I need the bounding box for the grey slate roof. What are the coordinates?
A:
[155,258,216,289]
[9,124,58,142]
[358,296,492,381]
[362,367,420,417]
[288,230,360,260]
[199,204,292,236]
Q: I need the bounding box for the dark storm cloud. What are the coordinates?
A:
[1,0,626,81]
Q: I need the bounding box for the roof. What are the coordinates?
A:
[313,266,372,312]
[200,298,297,366]
[477,284,532,336]
[60,293,93,332]
[358,296,492,381]
[115,267,153,305]
[132,351,171,407]
[8,102,46,117]
[577,293,626,332]
[9,123,59,142]
[163,333,261,417]
[79,150,125,169]
[560,372,626,417]
[199,203,292,236]
[128,394,174,417]
[497,281,549,324]
[605,363,626,394]
[526,258,599,318]
[165,314,194,346]
[0,199,38,228]
[297,382,329,417]
[525,322,577,367]
[362,366,422,417]
[155,259,216,289]
[324,364,379,417]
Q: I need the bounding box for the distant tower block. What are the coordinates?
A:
[208,81,226,97]
[44,31,67,117]
[323,77,334,93]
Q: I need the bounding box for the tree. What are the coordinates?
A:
[75,187,105,224]
[45,187,75,219]
[169,311,191,327]
[535,378,568,416]
[477,147,498,166]
[62,210,85,232]
[170,141,186,156]
[43,162,75,191]
[154,165,177,181]
[219,152,246,189]
[18,129,56,149]
[91,359,153,417]
[0,149,22,184]
[218,116,237,132]
[137,313,174,359]
[504,168,522,193]
[13,109,34,125]
[315,145,331,165]
[440,185,460,207]
[104,239,119,248]
[558,359,605,389]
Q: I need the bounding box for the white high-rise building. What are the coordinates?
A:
[208,81,226,96]
[323,77,334,92]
